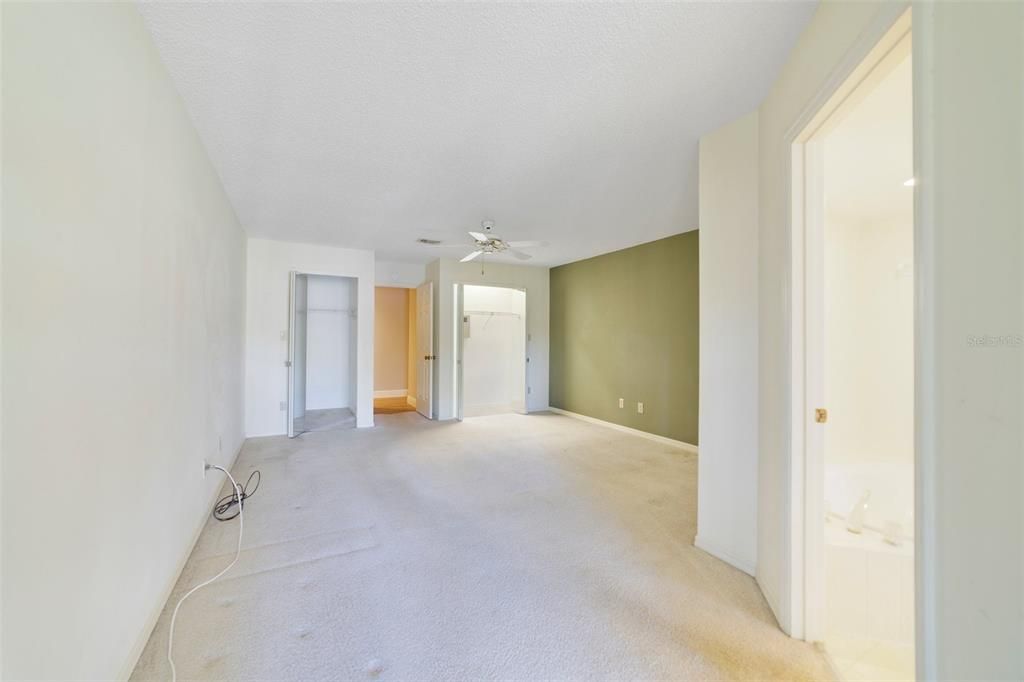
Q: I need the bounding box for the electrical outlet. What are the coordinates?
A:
[637,402,644,414]
[618,398,624,409]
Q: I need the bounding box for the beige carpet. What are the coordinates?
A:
[293,407,356,434]
[131,412,832,681]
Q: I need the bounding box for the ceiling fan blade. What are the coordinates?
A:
[509,249,533,261]
[468,231,489,242]
[506,240,547,248]
[460,250,484,263]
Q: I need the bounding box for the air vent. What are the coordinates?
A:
[417,238,442,245]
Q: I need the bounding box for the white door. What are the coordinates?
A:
[415,281,433,419]
[287,271,298,437]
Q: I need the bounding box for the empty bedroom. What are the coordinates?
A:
[2,1,1021,681]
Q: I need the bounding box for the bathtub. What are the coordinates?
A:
[824,459,914,678]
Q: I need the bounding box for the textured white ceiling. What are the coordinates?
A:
[140,1,816,266]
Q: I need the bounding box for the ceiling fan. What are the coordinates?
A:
[420,221,546,262]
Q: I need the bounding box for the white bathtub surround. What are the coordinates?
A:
[824,521,914,681]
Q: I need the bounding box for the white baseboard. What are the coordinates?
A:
[547,407,698,454]
[694,534,756,577]
[463,402,520,418]
[756,572,788,636]
[406,395,417,408]
[120,440,245,679]
[374,389,407,399]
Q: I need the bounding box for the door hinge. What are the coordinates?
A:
[285,360,292,368]
[815,408,828,424]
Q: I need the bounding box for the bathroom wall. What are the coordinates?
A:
[820,49,915,678]
[823,54,914,535]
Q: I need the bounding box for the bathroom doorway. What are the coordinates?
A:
[791,12,914,681]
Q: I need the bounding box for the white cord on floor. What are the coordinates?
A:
[167,465,244,682]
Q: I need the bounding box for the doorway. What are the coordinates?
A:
[455,284,527,419]
[288,273,358,437]
[373,286,419,415]
[791,13,914,682]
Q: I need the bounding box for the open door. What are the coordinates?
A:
[287,271,298,437]
[415,281,433,419]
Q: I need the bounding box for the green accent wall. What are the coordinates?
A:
[550,232,699,444]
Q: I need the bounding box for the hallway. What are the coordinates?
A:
[132,413,831,680]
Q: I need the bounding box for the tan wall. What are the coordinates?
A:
[374,287,409,393]
[406,287,417,400]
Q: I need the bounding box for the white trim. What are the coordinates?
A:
[547,407,698,454]
[406,395,416,408]
[695,534,757,576]
[374,389,407,399]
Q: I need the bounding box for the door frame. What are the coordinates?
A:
[415,280,434,420]
[453,281,529,421]
[786,7,912,644]
[286,270,360,437]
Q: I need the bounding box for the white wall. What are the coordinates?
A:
[755,0,904,634]
[246,238,374,434]
[426,259,549,420]
[824,211,914,527]
[914,2,1023,677]
[375,259,427,288]
[697,110,760,576]
[755,1,1024,675]
[2,4,247,679]
[304,275,354,410]
[462,285,527,416]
